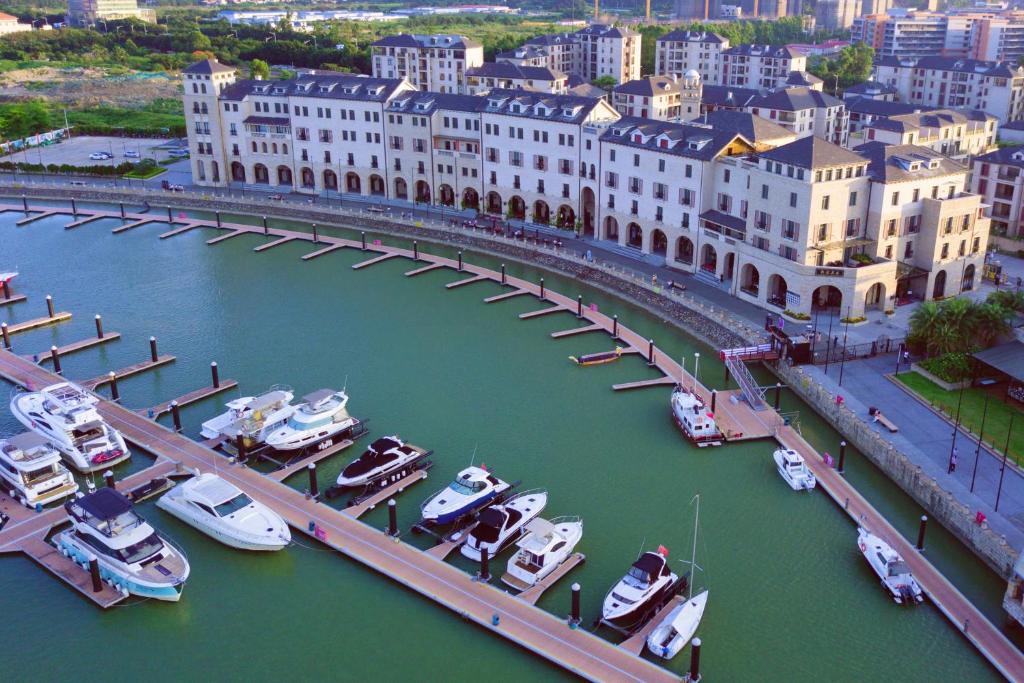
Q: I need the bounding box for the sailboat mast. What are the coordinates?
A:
[689,495,699,600]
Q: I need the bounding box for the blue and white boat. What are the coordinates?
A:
[420,466,511,526]
[55,488,190,602]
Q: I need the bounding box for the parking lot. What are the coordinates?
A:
[1,135,188,167]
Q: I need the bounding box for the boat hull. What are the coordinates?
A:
[56,531,186,601]
[670,404,723,447]
[423,491,499,526]
[156,494,289,551]
[502,521,583,589]
[10,395,131,473]
[602,575,678,630]
[0,473,79,508]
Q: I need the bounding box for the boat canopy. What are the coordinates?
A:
[68,488,142,537]
[2,432,52,459]
[475,507,509,542]
[628,552,666,584]
[248,390,291,412]
[341,438,403,477]
[302,388,338,408]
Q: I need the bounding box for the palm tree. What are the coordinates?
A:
[908,301,942,353]
[988,289,1024,314]
[973,302,1013,347]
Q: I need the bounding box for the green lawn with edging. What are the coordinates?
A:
[123,165,166,180]
[896,371,1024,465]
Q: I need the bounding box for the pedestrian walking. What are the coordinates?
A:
[949,448,958,474]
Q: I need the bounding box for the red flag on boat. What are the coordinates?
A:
[479,462,487,471]
[657,545,669,557]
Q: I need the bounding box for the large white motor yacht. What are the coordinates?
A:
[11,382,130,473]
[501,516,583,590]
[56,488,190,601]
[773,448,817,491]
[0,432,79,507]
[335,436,425,488]
[157,472,290,551]
[857,527,924,605]
[460,489,548,562]
[602,549,679,630]
[264,389,357,457]
[670,387,723,447]
[420,466,511,526]
[200,387,295,446]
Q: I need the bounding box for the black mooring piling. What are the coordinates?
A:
[308,463,319,499]
[46,295,54,318]
[387,499,398,537]
[774,382,782,410]
[211,361,220,388]
[710,390,717,413]
[94,314,104,339]
[170,401,181,432]
[149,336,158,363]
[917,515,928,551]
[479,548,490,582]
[539,278,545,300]
[2,322,10,350]
[570,582,581,626]
[108,372,119,402]
[501,263,506,285]
[104,470,115,489]
[838,440,847,474]
[689,637,702,682]
[51,346,62,375]
[89,556,102,593]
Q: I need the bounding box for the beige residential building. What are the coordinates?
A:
[860,109,997,160]
[65,0,155,27]
[972,145,1024,240]
[370,34,484,94]
[722,45,807,90]
[612,75,702,122]
[655,30,729,84]
[465,63,568,95]
[497,24,640,85]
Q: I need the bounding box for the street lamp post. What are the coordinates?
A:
[838,305,851,385]
[970,394,990,493]
[947,382,965,474]
[995,415,1015,511]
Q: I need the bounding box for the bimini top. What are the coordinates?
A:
[302,388,338,407]
[75,487,134,521]
[341,437,404,477]
[631,551,667,581]
[2,432,52,459]
[43,382,98,411]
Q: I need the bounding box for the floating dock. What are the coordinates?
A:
[82,355,176,390]
[484,289,528,304]
[146,380,238,419]
[344,469,430,519]
[551,323,605,339]
[0,293,27,307]
[302,244,345,261]
[65,214,106,230]
[266,438,354,482]
[33,333,121,363]
[618,595,686,655]
[514,553,586,606]
[405,263,445,277]
[254,236,295,252]
[4,311,72,335]
[519,305,564,320]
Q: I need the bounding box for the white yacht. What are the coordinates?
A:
[773,448,817,491]
[602,549,679,630]
[11,382,130,473]
[857,527,924,605]
[461,489,548,562]
[670,386,723,447]
[335,436,426,488]
[56,488,190,601]
[0,432,78,507]
[420,466,511,527]
[501,516,583,590]
[200,387,295,446]
[264,389,358,457]
[647,495,707,659]
[156,472,290,551]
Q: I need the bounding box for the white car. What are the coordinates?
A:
[167,148,189,158]
[89,152,112,160]
[124,150,140,158]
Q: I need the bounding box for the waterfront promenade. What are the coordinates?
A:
[2,200,1024,679]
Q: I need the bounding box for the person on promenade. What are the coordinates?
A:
[949,449,959,474]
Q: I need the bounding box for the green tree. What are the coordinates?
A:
[591,75,617,90]
[808,43,875,92]
[250,58,270,80]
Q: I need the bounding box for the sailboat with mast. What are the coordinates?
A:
[646,494,709,660]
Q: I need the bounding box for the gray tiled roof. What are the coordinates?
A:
[874,55,1020,78]
[843,80,896,96]
[385,92,483,114]
[702,110,795,143]
[480,88,608,124]
[467,62,565,81]
[657,30,726,44]
[844,97,931,117]
[601,116,753,161]
[854,142,965,182]
[760,135,865,170]
[184,59,237,75]
[750,87,842,112]
[700,84,763,108]
[372,33,481,49]
[972,144,1024,168]
[870,108,995,134]
[613,76,683,97]
[219,75,406,103]
[784,71,823,87]
[724,44,802,59]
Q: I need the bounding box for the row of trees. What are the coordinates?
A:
[907,290,1024,357]
[807,42,875,93]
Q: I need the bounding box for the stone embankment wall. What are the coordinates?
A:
[5,184,1017,577]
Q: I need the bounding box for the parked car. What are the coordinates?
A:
[124,150,140,158]
[89,152,112,160]
[70,180,87,187]
[161,180,185,192]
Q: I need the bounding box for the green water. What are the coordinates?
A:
[0,206,1007,681]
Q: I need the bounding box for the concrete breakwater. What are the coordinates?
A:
[3,184,1016,581]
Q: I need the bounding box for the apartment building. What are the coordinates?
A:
[853,10,1024,63]
[873,55,1024,122]
[860,109,997,160]
[748,88,849,146]
[370,34,484,94]
[65,0,155,26]
[972,146,1024,239]
[465,63,568,95]
[721,45,807,90]
[611,75,701,122]
[183,58,988,317]
[845,98,933,142]
[655,30,729,84]
[815,0,862,31]
[842,80,898,102]
[497,24,640,85]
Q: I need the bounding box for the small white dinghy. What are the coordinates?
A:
[646,590,709,660]
[857,527,924,605]
[773,448,816,491]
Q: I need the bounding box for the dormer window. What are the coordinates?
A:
[928,159,940,169]
[633,134,642,143]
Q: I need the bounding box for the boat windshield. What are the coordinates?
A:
[22,464,58,485]
[116,531,164,564]
[888,560,911,577]
[214,493,253,517]
[610,591,637,605]
[89,509,142,537]
[626,566,652,586]
[286,414,336,431]
[448,479,484,496]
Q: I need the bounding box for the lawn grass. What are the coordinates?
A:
[896,372,1024,464]
[123,165,165,179]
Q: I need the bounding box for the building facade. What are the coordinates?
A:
[859,108,997,160]
[612,75,701,122]
[0,12,33,33]
[370,34,484,94]
[972,145,1024,239]
[655,30,729,84]
[816,0,862,31]
[721,45,808,90]
[65,0,155,26]
[498,24,640,86]
[465,63,568,95]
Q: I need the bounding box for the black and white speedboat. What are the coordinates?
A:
[335,436,426,488]
[264,389,358,457]
[460,489,548,561]
[602,548,679,630]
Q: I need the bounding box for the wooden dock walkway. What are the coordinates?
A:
[16,209,59,226]
[266,438,354,482]
[611,376,678,392]
[344,469,430,519]
[33,333,121,363]
[405,262,445,277]
[425,523,478,560]
[484,289,528,303]
[551,323,604,339]
[82,355,176,390]
[5,311,72,335]
[112,218,156,234]
[520,305,566,320]
[515,553,585,606]
[64,214,105,230]
[352,252,397,270]
[302,244,345,261]
[446,274,488,289]
[159,223,199,239]
[619,595,685,655]
[146,380,238,419]
[20,534,128,608]
[0,293,27,307]
[253,236,295,252]
[206,229,247,245]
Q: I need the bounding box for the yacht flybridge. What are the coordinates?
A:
[670,386,723,447]
[200,387,295,447]
[335,436,426,488]
[420,466,511,527]
[157,473,290,551]
[56,488,190,601]
[602,548,679,630]
[501,516,583,591]
[11,381,131,472]
[460,489,548,561]
[264,389,359,457]
[0,432,78,507]
[774,448,817,491]
[858,527,924,605]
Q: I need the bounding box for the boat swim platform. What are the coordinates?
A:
[551,323,605,340]
[253,235,296,252]
[0,352,680,683]
[4,311,72,335]
[206,229,248,245]
[343,468,430,520]
[618,595,686,656]
[64,214,106,230]
[446,273,489,289]
[484,289,529,304]
[405,262,446,277]
[519,305,568,320]
[265,438,355,483]
[8,201,1023,679]
[33,333,121,363]
[0,293,27,307]
[611,376,678,392]
[424,522,479,560]
[515,553,586,606]
[81,354,176,390]
[145,380,239,420]
[302,243,346,261]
